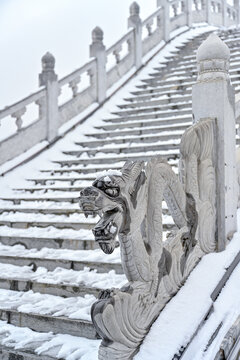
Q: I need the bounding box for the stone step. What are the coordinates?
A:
[150,64,240,82]
[102,108,192,123]
[162,47,240,67]
[0,220,95,230]
[87,123,189,138]
[0,277,101,298]
[136,77,194,89]
[1,347,56,360]
[116,95,192,110]
[0,235,97,250]
[63,142,180,157]
[132,75,240,95]
[124,88,192,102]
[111,101,190,116]
[0,309,97,339]
[130,85,192,96]
[0,195,80,204]
[52,151,180,167]
[135,81,193,92]
[95,118,191,131]
[13,185,86,193]
[0,254,123,273]
[75,133,182,148]
[39,164,125,175]
[27,176,96,185]
[159,52,240,73]
[38,161,178,176]
[0,208,84,216]
[140,76,194,87]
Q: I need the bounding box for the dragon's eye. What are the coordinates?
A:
[105,188,119,197]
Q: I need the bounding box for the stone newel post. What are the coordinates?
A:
[128,2,142,69]
[192,33,238,251]
[157,0,170,41]
[39,52,59,142]
[90,26,107,104]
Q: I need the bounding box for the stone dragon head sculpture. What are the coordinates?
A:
[79,116,217,360]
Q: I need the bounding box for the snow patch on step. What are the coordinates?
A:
[0,263,126,289]
[0,321,100,359]
[0,289,95,321]
[0,225,94,240]
[0,243,121,263]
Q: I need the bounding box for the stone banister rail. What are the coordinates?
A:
[0,0,239,168]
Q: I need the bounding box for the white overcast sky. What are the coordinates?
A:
[0,0,156,108]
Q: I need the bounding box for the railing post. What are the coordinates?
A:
[206,0,211,23]
[128,2,142,70]
[157,0,170,42]
[222,0,227,26]
[186,0,193,27]
[90,27,107,104]
[39,52,59,142]
[192,34,238,251]
[234,0,240,23]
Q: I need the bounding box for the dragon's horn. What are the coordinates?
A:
[121,161,145,182]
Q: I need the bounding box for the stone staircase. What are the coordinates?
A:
[0,26,240,358]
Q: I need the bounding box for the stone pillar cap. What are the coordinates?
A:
[92,26,104,43]
[130,1,140,16]
[41,52,55,71]
[196,33,230,81]
[197,33,230,62]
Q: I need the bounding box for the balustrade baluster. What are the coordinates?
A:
[12,107,26,131]
[146,20,153,36]
[113,46,122,64]
[69,76,81,97]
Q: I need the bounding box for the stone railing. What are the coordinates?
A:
[0,0,239,168]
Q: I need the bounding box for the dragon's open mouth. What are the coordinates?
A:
[93,210,118,254]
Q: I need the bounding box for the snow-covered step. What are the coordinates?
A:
[99,116,192,130]
[86,124,189,139]
[0,254,123,274]
[27,175,96,185]
[0,195,80,204]
[0,321,100,359]
[136,78,194,89]
[63,142,180,158]
[1,347,56,360]
[13,185,87,193]
[0,219,95,230]
[75,133,183,148]
[117,95,192,109]
[102,109,192,123]
[124,88,192,102]
[0,277,102,298]
[39,164,125,175]
[140,76,194,87]
[0,307,96,339]
[130,86,191,97]
[0,234,97,250]
[0,207,84,216]
[0,218,174,231]
[53,151,180,167]
[162,48,240,68]
[150,65,240,83]
[113,100,191,115]
[0,263,126,298]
